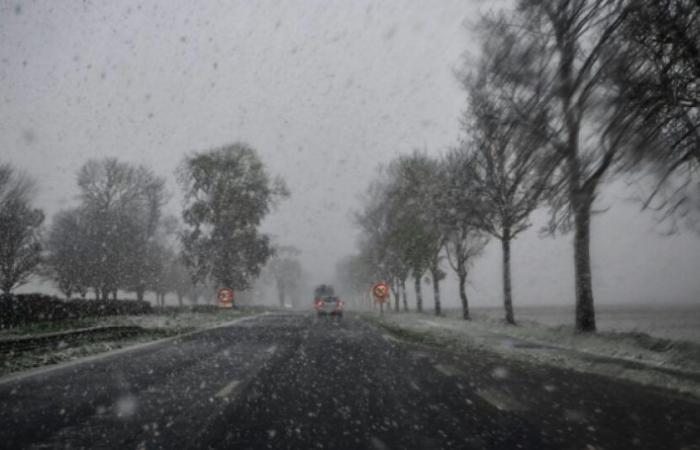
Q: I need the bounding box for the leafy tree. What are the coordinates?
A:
[178,143,288,290]
[335,253,375,309]
[391,152,445,315]
[355,152,445,314]
[0,164,43,294]
[45,209,90,299]
[75,158,167,300]
[355,173,408,311]
[267,245,303,308]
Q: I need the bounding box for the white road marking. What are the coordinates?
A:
[215,380,240,398]
[433,364,464,377]
[382,333,401,343]
[266,345,277,354]
[476,388,527,412]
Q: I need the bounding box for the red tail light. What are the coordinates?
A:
[336,299,344,309]
[315,298,324,309]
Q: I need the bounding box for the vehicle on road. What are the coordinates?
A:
[313,284,344,319]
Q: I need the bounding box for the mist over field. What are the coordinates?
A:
[2,1,698,310]
[2,2,700,448]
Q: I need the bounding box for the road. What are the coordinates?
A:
[1,312,699,449]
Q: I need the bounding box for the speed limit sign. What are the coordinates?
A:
[372,282,390,303]
[217,288,234,308]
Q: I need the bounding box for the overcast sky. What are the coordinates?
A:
[2,0,699,308]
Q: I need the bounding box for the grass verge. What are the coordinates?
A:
[0,308,262,377]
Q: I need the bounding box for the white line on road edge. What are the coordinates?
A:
[266,345,277,354]
[215,380,240,399]
[0,314,264,386]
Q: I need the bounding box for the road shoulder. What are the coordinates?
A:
[0,311,265,384]
[358,312,700,400]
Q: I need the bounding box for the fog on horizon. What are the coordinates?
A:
[2,0,699,309]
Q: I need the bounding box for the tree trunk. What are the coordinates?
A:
[391,282,400,313]
[401,279,408,312]
[278,287,285,308]
[177,293,184,308]
[414,275,423,313]
[136,287,145,302]
[112,290,117,301]
[574,201,596,332]
[501,236,515,325]
[458,271,470,320]
[431,269,441,316]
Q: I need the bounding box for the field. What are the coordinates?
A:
[452,304,700,344]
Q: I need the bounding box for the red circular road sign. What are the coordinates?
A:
[372,282,390,303]
[217,288,234,308]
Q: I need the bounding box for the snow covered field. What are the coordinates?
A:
[450,304,700,344]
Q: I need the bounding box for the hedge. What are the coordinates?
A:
[0,294,152,328]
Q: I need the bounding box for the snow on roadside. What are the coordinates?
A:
[1,309,254,377]
[94,309,249,332]
[367,312,700,398]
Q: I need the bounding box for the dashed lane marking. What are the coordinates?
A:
[215,380,240,399]
[382,333,401,343]
[433,364,464,377]
[475,388,527,412]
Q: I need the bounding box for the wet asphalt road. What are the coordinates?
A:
[1,312,699,449]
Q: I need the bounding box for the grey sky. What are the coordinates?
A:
[1,0,699,307]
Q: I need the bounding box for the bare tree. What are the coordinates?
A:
[611,0,700,229]
[0,164,43,294]
[439,149,489,320]
[479,1,632,331]
[459,42,554,324]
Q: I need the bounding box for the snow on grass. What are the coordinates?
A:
[364,311,700,398]
[1,331,172,376]
[0,308,259,377]
[0,308,253,339]
[94,309,251,332]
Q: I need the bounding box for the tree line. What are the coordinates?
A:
[0,143,289,306]
[339,0,699,332]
